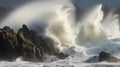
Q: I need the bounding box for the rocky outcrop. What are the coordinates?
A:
[0,26,21,61]
[99,51,120,62]
[0,24,68,62]
[85,51,120,63]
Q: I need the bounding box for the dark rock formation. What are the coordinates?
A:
[99,51,120,62]
[0,24,68,62]
[0,26,21,61]
[54,53,69,59]
[86,51,120,63]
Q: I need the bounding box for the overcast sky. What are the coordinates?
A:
[0,0,120,9]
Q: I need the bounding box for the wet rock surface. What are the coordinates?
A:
[0,26,20,61]
[54,53,69,59]
[86,51,120,63]
[99,51,120,62]
[0,24,68,62]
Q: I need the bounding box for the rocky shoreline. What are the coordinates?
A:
[0,24,68,62]
[0,24,120,63]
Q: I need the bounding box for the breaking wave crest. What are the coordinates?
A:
[0,0,120,61]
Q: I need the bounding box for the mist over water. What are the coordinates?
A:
[0,0,120,64]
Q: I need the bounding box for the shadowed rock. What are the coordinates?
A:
[0,26,21,61]
[85,51,120,63]
[54,53,69,59]
[0,24,68,62]
[99,51,120,62]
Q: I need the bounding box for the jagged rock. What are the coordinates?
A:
[0,26,21,61]
[99,51,120,62]
[0,24,68,62]
[16,24,54,61]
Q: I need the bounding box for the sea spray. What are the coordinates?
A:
[0,0,120,61]
[0,0,71,32]
[0,0,85,55]
[76,4,106,47]
[102,12,120,38]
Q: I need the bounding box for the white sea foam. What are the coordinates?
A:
[0,0,120,67]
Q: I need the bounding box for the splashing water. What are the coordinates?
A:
[76,4,107,47]
[102,12,120,39]
[0,0,85,55]
[0,0,120,64]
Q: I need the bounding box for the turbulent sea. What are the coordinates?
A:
[0,0,120,67]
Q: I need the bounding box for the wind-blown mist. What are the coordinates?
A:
[0,0,120,60]
[0,0,82,54]
[76,4,106,47]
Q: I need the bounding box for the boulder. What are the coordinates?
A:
[85,51,120,63]
[99,51,120,62]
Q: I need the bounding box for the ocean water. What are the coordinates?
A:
[0,0,120,67]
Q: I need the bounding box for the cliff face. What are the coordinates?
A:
[0,24,68,62]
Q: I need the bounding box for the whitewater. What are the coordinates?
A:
[0,0,120,67]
